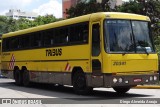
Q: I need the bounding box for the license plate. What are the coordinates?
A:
[133,78,142,82]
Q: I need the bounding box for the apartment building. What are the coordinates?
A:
[6,9,38,20]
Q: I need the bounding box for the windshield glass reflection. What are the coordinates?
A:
[104,20,154,53]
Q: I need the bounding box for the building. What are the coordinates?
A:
[63,0,77,18]
[6,9,38,20]
[62,0,123,18]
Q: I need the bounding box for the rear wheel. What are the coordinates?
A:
[22,70,30,87]
[14,70,23,86]
[113,86,131,94]
[73,71,92,95]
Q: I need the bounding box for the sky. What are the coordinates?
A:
[0,0,62,18]
[0,0,128,18]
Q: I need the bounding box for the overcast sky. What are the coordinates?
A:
[0,0,128,18]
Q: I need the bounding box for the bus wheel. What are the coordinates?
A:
[14,70,23,86]
[23,70,30,87]
[73,72,92,95]
[113,86,131,94]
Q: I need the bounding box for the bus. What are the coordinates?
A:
[1,12,159,94]
[0,40,1,72]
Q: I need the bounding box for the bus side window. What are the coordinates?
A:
[70,23,89,44]
[92,24,100,56]
[60,27,69,44]
[2,39,7,51]
[82,30,88,43]
[44,30,54,46]
[10,37,19,50]
[21,35,30,49]
[83,23,89,43]
[32,32,42,47]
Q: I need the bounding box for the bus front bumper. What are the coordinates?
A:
[87,73,159,88]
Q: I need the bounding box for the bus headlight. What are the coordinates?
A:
[154,76,157,81]
[150,76,153,81]
[119,78,123,83]
[113,78,118,83]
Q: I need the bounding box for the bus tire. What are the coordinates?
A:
[113,86,130,94]
[14,70,23,86]
[23,70,30,87]
[73,71,92,95]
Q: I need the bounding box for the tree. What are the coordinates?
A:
[0,16,18,33]
[117,0,160,53]
[33,15,61,26]
[5,18,18,32]
[0,16,8,34]
[0,14,62,34]
[117,0,160,29]
[16,18,33,30]
[101,0,110,11]
[66,0,110,18]
[116,1,142,14]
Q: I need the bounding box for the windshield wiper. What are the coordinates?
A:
[138,46,149,55]
[142,46,149,55]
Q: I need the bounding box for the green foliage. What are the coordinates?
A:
[117,0,160,25]
[116,0,160,54]
[66,0,109,18]
[0,15,62,34]
[33,15,58,26]
[0,16,8,34]
[16,18,33,30]
[116,1,143,14]
[0,16,20,33]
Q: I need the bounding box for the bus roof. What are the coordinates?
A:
[2,12,150,38]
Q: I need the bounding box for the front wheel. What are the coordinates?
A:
[113,86,131,94]
[73,72,92,95]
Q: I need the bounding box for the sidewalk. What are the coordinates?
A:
[134,85,160,89]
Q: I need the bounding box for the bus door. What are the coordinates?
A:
[91,22,103,87]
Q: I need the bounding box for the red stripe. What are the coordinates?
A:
[11,62,14,69]
[10,62,14,69]
[68,66,71,71]
[66,64,69,71]
[12,55,15,69]
[9,54,13,69]
[65,63,69,71]
[9,54,15,70]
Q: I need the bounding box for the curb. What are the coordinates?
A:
[134,85,160,89]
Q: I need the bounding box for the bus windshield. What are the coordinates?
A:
[104,19,154,53]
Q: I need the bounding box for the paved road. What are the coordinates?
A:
[0,78,160,107]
